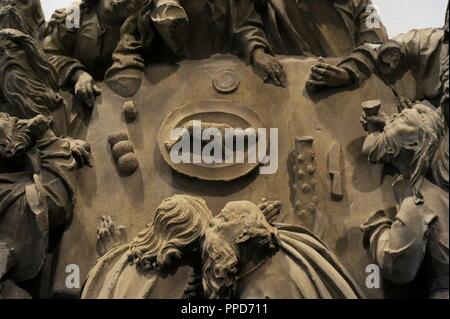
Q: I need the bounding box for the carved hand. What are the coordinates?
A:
[73,71,101,108]
[67,138,93,168]
[360,111,389,133]
[307,60,352,91]
[259,198,282,224]
[96,215,127,257]
[252,48,287,87]
[398,97,415,112]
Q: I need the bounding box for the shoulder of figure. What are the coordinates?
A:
[47,1,85,27]
[45,2,86,37]
[394,28,444,45]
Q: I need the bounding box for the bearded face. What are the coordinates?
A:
[0,0,45,40]
[202,201,278,299]
[202,222,240,299]
[0,35,63,118]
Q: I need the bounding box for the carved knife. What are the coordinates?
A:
[328,141,343,201]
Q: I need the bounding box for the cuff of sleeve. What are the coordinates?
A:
[245,41,272,65]
[340,63,359,84]
[360,210,393,249]
[65,65,87,87]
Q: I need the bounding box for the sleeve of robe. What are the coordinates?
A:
[335,0,389,86]
[230,0,273,64]
[43,8,87,87]
[360,203,439,285]
[105,14,145,80]
[0,131,78,282]
[353,0,388,46]
[338,43,378,86]
[395,28,445,100]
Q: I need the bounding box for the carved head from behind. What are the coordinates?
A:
[0,0,45,40]
[377,40,406,79]
[128,194,212,271]
[0,28,63,118]
[202,201,278,299]
[363,104,448,203]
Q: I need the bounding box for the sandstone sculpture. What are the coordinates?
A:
[123,100,138,122]
[0,28,86,136]
[291,137,325,237]
[202,201,364,299]
[360,100,449,298]
[327,141,343,201]
[81,195,332,299]
[81,195,213,299]
[158,99,267,181]
[0,112,92,298]
[43,0,144,106]
[0,29,62,118]
[108,131,139,175]
[212,68,241,94]
[307,5,448,102]
[0,0,447,301]
[0,0,45,40]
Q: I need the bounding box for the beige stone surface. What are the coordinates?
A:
[52,55,400,298]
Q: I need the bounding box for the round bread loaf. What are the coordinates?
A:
[117,153,139,174]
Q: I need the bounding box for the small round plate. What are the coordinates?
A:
[212,68,240,93]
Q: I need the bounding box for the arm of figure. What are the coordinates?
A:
[336,44,378,86]
[43,8,100,108]
[354,0,388,45]
[230,0,286,87]
[259,198,282,224]
[306,57,353,93]
[106,13,145,79]
[362,201,438,285]
[96,216,127,257]
[65,137,93,168]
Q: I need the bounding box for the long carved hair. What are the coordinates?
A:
[202,201,278,299]
[368,104,448,203]
[0,29,62,118]
[411,105,448,194]
[128,195,212,271]
[0,0,45,40]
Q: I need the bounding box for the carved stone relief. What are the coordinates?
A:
[108,131,139,175]
[0,0,448,300]
[158,99,266,181]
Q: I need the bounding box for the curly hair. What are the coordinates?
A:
[0,29,62,117]
[202,201,278,298]
[0,0,45,39]
[367,104,448,203]
[0,28,59,89]
[128,195,212,271]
